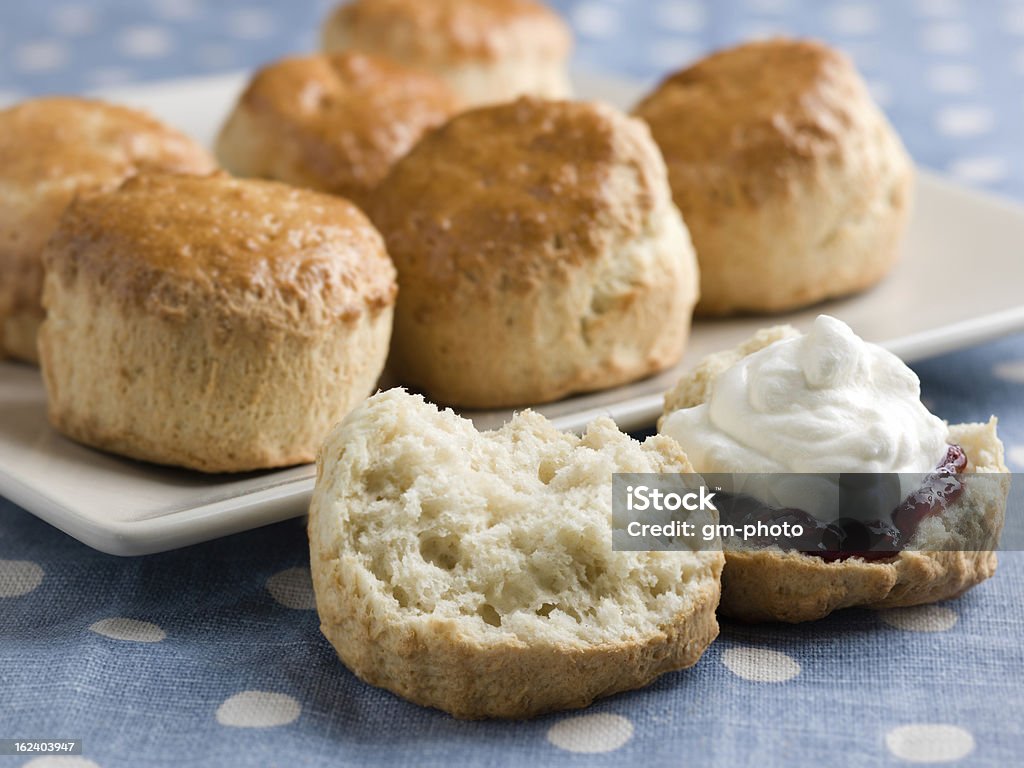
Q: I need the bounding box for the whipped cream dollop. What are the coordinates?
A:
[661,316,949,520]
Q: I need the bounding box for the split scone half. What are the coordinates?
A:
[659,323,1010,624]
[309,389,724,719]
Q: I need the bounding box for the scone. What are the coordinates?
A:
[215,52,460,209]
[308,389,724,719]
[321,0,572,108]
[0,97,215,363]
[659,316,1010,623]
[39,173,396,473]
[371,97,700,409]
[634,39,913,315]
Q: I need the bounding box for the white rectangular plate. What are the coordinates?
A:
[3,71,1024,555]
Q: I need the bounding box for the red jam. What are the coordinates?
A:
[715,445,968,561]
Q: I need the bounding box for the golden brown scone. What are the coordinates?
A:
[39,173,396,473]
[371,96,700,409]
[634,38,913,315]
[309,389,724,719]
[321,0,572,108]
[0,97,215,364]
[215,52,460,208]
[660,329,1010,623]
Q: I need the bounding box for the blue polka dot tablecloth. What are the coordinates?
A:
[2,1,1024,767]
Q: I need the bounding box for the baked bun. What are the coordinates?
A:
[215,52,460,208]
[634,39,913,315]
[309,388,724,719]
[0,97,215,364]
[39,173,396,473]
[660,328,1010,623]
[321,0,572,108]
[372,97,700,409]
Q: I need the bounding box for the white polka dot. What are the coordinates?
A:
[87,67,138,87]
[949,156,1009,185]
[0,559,44,597]
[912,0,961,18]
[569,2,614,39]
[216,691,301,728]
[993,360,1024,383]
[1007,445,1024,470]
[266,567,317,610]
[90,617,166,643]
[722,646,800,682]
[1006,6,1024,36]
[195,43,236,69]
[23,758,102,768]
[881,605,958,632]
[571,2,619,39]
[50,5,96,36]
[117,25,173,59]
[920,23,972,54]
[225,8,275,41]
[13,40,68,73]
[827,4,879,35]
[866,80,892,107]
[547,713,634,753]
[927,64,977,94]
[151,0,200,21]
[652,1,706,33]
[886,724,975,763]
[936,105,993,137]
[647,38,703,70]
[49,4,95,36]
[744,0,794,13]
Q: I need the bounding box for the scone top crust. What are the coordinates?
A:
[372,97,670,295]
[0,97,214,187]
[634,38,882,203]
[220,53,459,199]
[325,0,572,64]
[44,173,397,330]
[0,97,215,314]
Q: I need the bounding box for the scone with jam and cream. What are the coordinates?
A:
[659,315,1010,623]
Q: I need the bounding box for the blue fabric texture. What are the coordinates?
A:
[2,1,1023,766]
